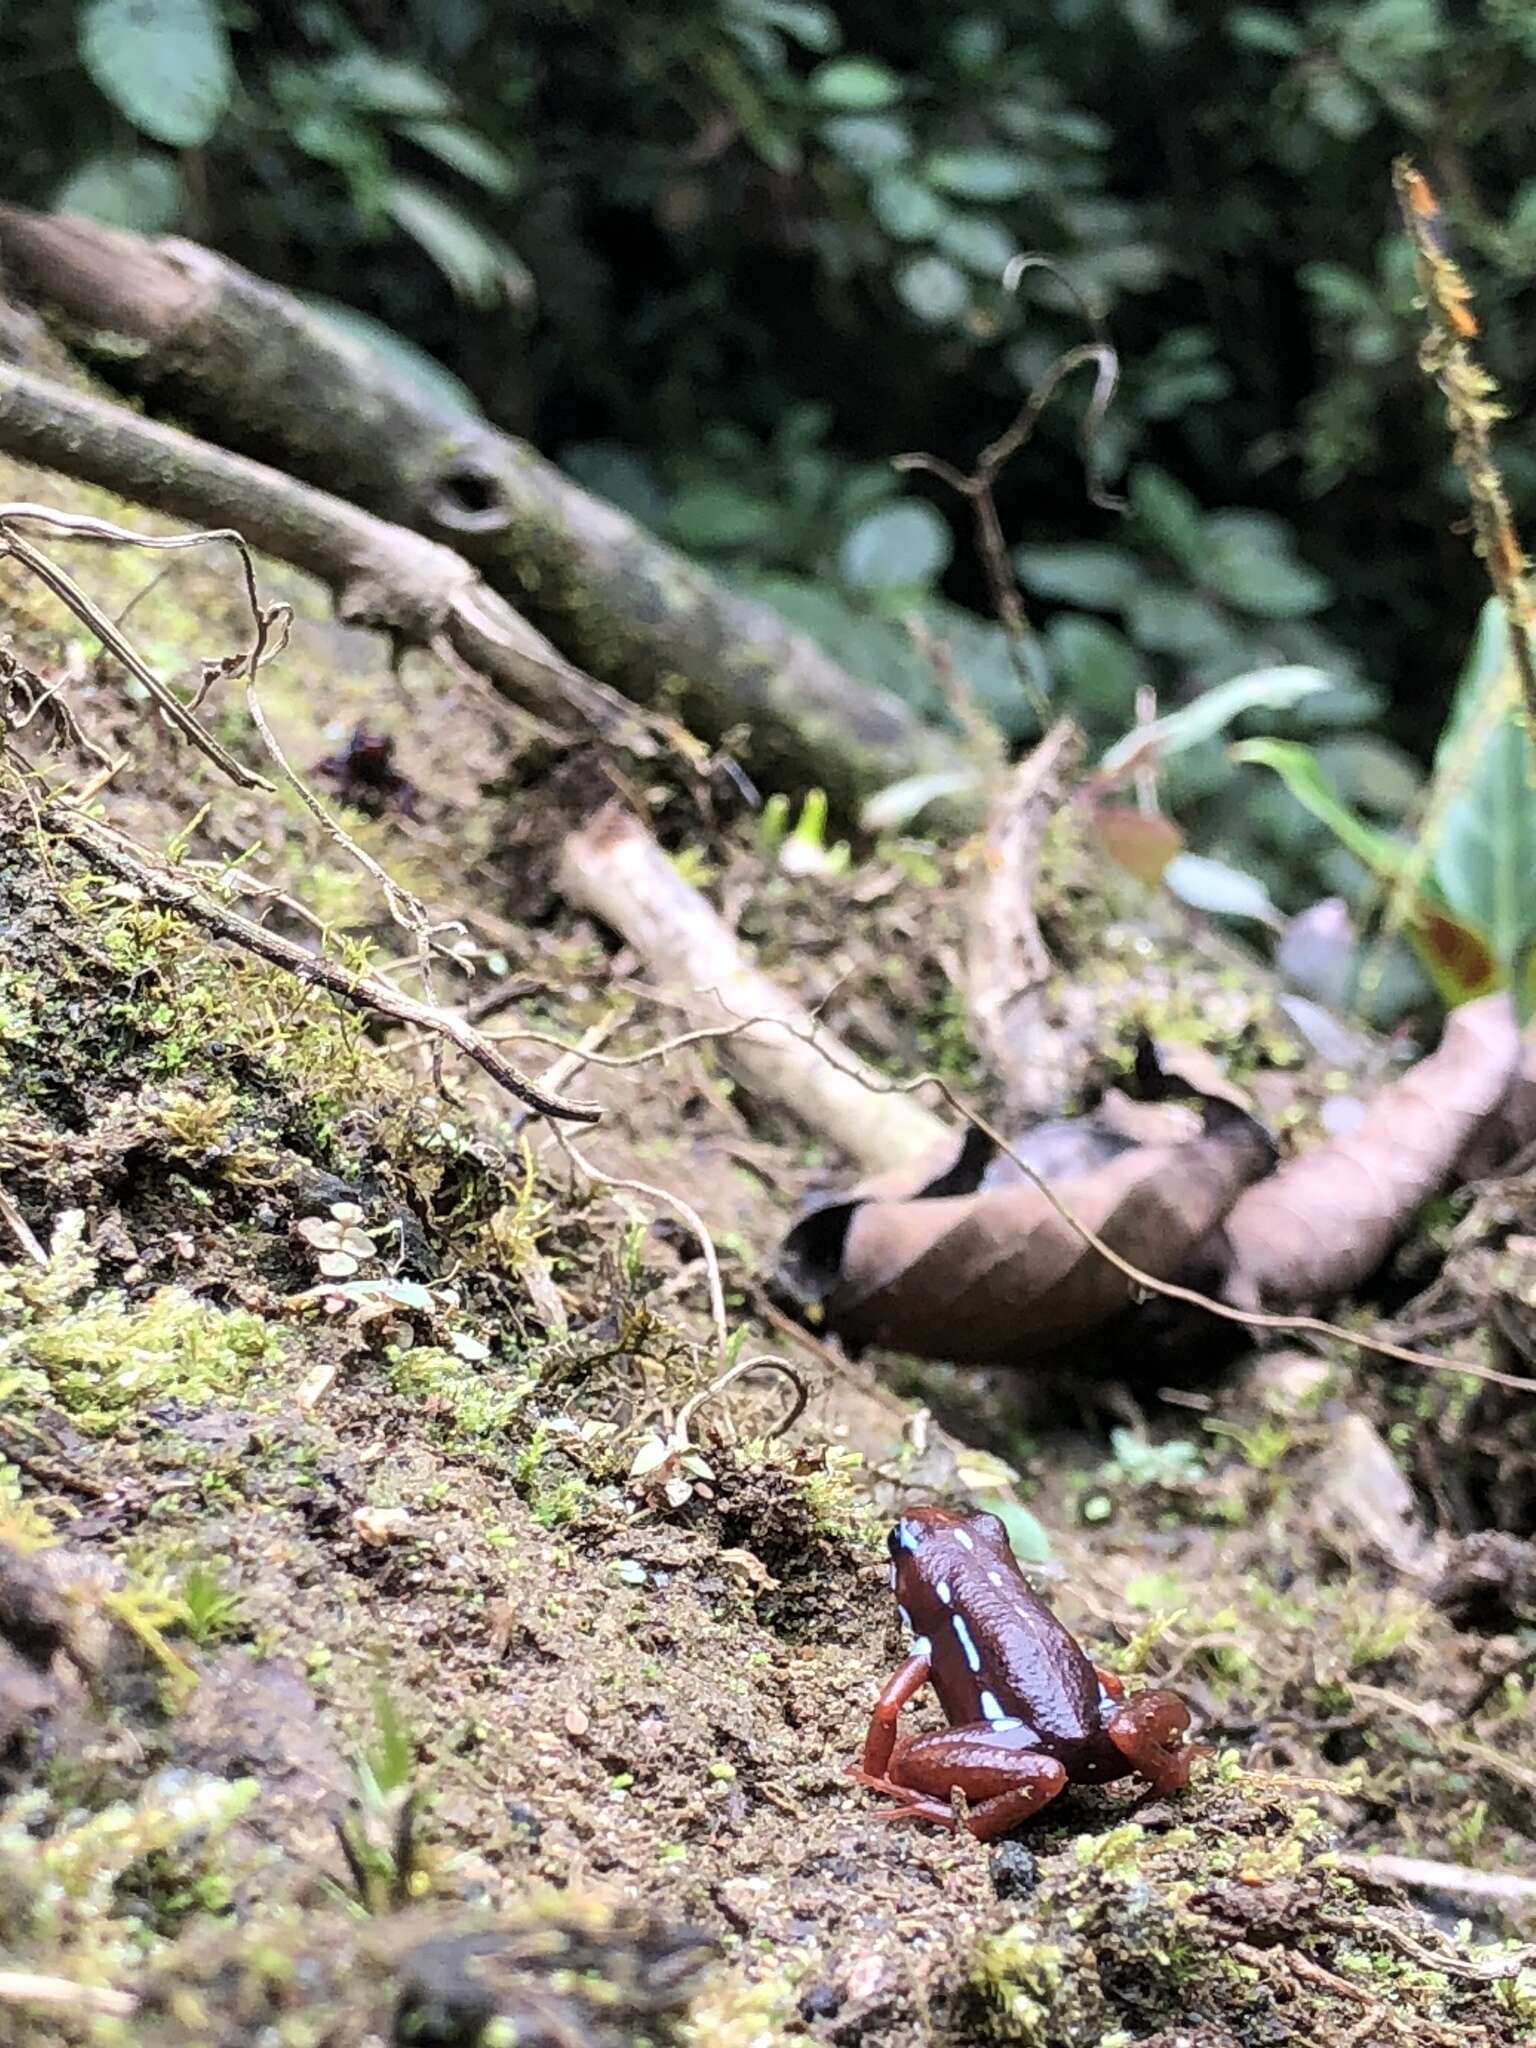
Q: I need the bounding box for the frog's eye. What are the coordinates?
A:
[887,1518,920,1562]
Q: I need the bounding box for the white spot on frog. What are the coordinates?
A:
[952,1614,982,1673]
[953,1529,973,1550]
[936,1580,952,1605]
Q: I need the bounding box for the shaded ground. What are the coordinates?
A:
[2,451,1534,2047]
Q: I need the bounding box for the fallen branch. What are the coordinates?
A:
[41,803,600,1125]
[1327,1851,1536,1917]
[0,1971,137,2020]
[0,210,980,824]
[0,363,652,755]
[557,802,950,1173]
[963,719,1083,1116]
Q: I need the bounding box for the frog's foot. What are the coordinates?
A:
[1105,1688,1199,1794]
[848,1765,960,1828]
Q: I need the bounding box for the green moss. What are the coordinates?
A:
[386,1343,535,1446]
[11,1286,275,1427]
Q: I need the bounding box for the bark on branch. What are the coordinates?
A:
[0,209,981,826]
[0,363,652,753]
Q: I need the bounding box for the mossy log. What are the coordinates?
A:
[0,208,981,827]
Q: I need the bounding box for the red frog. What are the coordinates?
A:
[852,1505,1198,1841]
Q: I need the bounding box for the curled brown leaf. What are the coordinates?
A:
[1221,992,1523,1312]
[778,1100,1274,1367]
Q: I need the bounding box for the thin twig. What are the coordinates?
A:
[0,502,272,789]
[673,1354,809,1448]
[896,265,1120,723]
[552,1131,728,1358]
[0,1181,46,1264]
[40,803,600,1124]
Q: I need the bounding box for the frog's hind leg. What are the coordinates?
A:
[858,1723,1069,1839]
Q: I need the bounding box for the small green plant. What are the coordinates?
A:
[334,1688,432,1914]
[177,1563,246,1645]
[1103,1429,1204,1492]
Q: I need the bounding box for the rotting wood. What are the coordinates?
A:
[0,209,982,827]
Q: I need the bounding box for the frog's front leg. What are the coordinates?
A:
[857,1648,931,1779]
[857,1722,1068,1842]
[1104,1687,1197,1793]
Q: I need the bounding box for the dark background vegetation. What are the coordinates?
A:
[5,0,1535,913]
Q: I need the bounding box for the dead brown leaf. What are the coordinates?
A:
[777,1100,1274,1367]
[1221,992,1523,1312]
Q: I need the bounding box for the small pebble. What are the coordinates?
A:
[990,1838,1038,1899]
[798,1983,843,2020]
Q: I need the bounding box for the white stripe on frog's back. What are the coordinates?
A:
[951,1614,982,1673]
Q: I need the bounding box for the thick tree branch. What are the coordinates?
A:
[0,362,652,754]
[0,208,982,826]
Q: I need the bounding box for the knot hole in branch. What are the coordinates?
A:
[428,457,511,535]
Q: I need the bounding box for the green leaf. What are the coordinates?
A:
[895,254,970,324]
[1125,586,1231,658]
[949,18,1007,69]
[1045,615,1145,723]
[1430,603,1536,995]
[822,115,912,172]
[1201,512,1331,618]
[808,57,903,110]
[300,297,480,418]
[318,52,453,117]
[871,173,945,241]
[979,1497,1052,1564]
[935,214,1017,277]
[1230,739,1404,878]
[1015,544,1142,611]
[1129,465,1207,572]
[861,769,985,834]
[1227,7,1305,53]
[560,442,669,531]
[840,502,952,593]
[925,149,1034,201]
[668,485,779,551]
[396,121,519,195]
[734,0,841,52]
[53,152,184,232]
[1101,666,1333,773]
[1235,735,1497,1005]
[384,180,526,307]
[1164,853,1284,930]
[78,0,233,149]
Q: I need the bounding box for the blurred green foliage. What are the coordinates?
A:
[8,0,1536,933]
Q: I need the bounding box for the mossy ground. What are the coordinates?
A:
[2,452,1533,2047]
